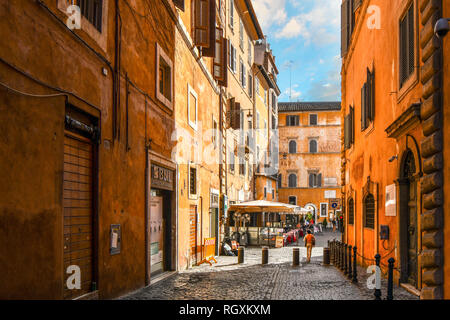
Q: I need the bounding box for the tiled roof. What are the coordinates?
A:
[278,101,341,112]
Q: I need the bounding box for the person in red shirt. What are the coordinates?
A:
[303,230,316,263]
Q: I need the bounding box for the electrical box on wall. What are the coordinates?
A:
[380,225,389,240]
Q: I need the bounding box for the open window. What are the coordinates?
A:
[193,0,216,57]
[156,43,174,110]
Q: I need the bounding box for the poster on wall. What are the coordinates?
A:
[150,196,164,272]
[385,184,396,216]
[324,190,336,199]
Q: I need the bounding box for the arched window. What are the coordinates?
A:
[289,140,297,154]
[364,194,375,229]
[348,198,354,225]
[288,196,297,205]
[288,174,297,188]
[309,140,318,153]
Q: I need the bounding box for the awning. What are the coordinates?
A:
[229,200,303,214]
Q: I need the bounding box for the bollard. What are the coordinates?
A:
[330,241,334,265]
[344,244,348,275]
[262,246,268,265]
[352,246,358,283]
[293,247,300,266]
[238,247,244,264]
[374,254,382,300]
[339,242,343,270]
[347,245,353,280]
[323,247,330,265]
[337,242,341,269]
[332,240,335,265]
[387,258,395,300]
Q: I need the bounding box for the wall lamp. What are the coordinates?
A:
[388,155,398,163]
[434,18,450,39]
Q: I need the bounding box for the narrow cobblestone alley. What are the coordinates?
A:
[120,231,417,300]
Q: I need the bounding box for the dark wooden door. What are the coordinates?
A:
[404,151,418,287]
[63,133,94,299]
[407,178,418,287]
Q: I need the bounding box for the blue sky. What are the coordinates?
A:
[252,0,341,102]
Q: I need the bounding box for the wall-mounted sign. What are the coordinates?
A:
[151,164,174,191]
[385,184,396,216]
[324,190,336,199]
[110,224,121,255]
[328,198,341,210]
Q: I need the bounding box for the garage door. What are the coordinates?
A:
[63,133,94,299]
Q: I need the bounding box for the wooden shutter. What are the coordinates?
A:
[232,102,241,130]
[173,0,185,11]
[341,0,349,57]
[350,106,355,144]
[194,0,210,48]
[214,28,228,86]
[227,97,235,128]
[369,68,375,121]
[344,113,350,149]
[317,173,322,187]
[202,0,217,57]
[407,5,415,77]
[361,84,366,131]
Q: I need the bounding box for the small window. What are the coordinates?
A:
[288,196,297,205]
[399,2,415,87]
[364,194,375,229]
[320,203,328,217]
[309,140,318,153]
[156,44,174,110]
[78,0,103,32]
[348,197,354,225]
[309,114,318,125]
[229,0,234,29]
[288,174,297,188]
[309,173,322,188]
[286,115,299,126]
[188,85,198,130]
[189,167,197,195]
[289,140,297,154]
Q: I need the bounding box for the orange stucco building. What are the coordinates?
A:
[278,102,342,224]
[341,0,449,299]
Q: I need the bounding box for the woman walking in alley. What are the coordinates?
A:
[303,230,316,263]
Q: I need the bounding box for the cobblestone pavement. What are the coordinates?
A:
[120,231,418,300]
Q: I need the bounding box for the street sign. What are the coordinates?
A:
[329,198,341,210]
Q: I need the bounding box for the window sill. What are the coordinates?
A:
[397,74,419,103]
[363,121,375,138]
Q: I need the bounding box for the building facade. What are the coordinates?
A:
[341,0,450,299]
[0,0,279,299]
[278,102,342,224]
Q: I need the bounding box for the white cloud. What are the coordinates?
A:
[273,0,341,46]
[281,87,302,101]
[252,0,288,32]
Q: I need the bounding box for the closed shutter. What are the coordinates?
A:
[361,83,366,130]
[344,113,350,149]
[63,134,94,299]
[317,173,322,187]
[227,97,235,128]
[369,68,375,121]
[350,106,355,144]
[341,0,349,57]
[213,28,227,86]
[407,5,415,77]
[189,206,198,264]
[233,102,241,130]
[194,0,210,48]
[173,0,185,11]
[201,0,217,57]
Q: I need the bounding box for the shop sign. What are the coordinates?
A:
[151,164,174,191]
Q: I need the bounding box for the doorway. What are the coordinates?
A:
[399,150,418,287]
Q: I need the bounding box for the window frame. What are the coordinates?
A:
[309,139,318,153]
[363,193,375,229]
[348,197,354,225]
[288,173,297,188]
[288,140,297,154]
[320,202,328,218]
[156,43,174,111]
[309,114,318,126]
[288,196,297,205]
[187,84,198,130]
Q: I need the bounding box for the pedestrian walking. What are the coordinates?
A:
[303,230,316,263]
[332,218,336,232]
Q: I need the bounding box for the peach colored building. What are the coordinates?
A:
[341,0,449,299]
[278,102,342,224]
